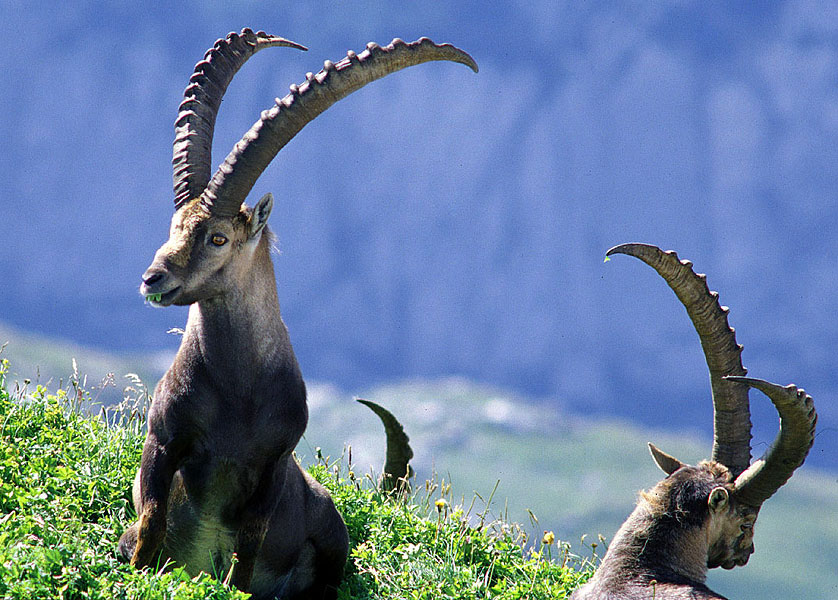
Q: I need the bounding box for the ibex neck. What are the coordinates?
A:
[601,502,709,587]
[182,235,298,382]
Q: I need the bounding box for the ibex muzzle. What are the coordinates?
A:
[120,29,477,600]
[571,244,817,600]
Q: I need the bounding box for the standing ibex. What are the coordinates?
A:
[117,29,477,600]
[571,243,817,600]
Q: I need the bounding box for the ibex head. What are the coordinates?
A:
[608,243,817,570]
[645,449,757,570]
[141,193,275,306]
[140,29,478,306]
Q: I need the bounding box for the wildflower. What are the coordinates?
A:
[435,498,447,512]
[542,530,555,546]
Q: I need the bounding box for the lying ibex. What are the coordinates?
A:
[356,398,414,493]
[117,29,477,599]
[572,243,817,600]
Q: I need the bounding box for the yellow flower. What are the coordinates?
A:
[435,498,447,511]
[542,531,555,546]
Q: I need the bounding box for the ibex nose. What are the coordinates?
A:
[143,271,164,286]
[141,264,170,294]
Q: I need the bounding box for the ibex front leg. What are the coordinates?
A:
[131,432,178,568]
[230,457,289,591]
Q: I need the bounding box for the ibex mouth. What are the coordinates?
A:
[144,286,181,307]
[720,556,749,570]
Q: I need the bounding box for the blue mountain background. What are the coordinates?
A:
[2,1,836,476]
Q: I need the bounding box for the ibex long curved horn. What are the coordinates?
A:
[606,243,752,476]
[190,37,478,217]
[725,376,817,506]
[173,28,307,210]
[357,398,414,492]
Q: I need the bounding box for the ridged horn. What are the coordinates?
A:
[606,243,752,476]
[726,376,817,507]
[200,37,479,217]
[357,398,414,492]
[172,28,307,211]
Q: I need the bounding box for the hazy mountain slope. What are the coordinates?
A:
[0,322,166,405]
[1,2,837,469]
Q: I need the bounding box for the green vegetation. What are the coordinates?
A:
[0,357,592,599]
[308,379,838,600]
[3,329,835,600]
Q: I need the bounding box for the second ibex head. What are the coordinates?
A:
[608,243,817,569]
[573,244,817,600]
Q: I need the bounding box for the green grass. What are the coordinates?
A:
[5,327,833,600]
[0,357,592,599]
[305,378,838,600]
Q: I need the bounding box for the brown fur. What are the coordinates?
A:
[120,197,348,600]
[572,463,756,600]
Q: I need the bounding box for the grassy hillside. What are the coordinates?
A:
[0,356,591,598]
[1,328,835,599]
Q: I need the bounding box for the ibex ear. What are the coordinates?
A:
[708,487,729,513]
[648,442,686,475]
[248,193,274,239]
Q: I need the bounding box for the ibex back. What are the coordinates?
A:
[117,29,477,600]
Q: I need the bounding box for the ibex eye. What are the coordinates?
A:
[210,234,228,247]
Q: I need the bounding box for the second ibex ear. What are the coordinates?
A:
[708,487,729,513]
[648,442,685,476]
[249,193,274,239]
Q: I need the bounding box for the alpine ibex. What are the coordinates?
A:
[117,29,477,599]
[571,243,817,600]
[356,398,414,493]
